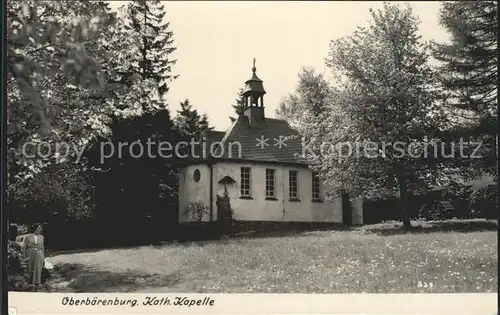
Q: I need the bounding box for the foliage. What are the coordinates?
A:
[11,162,94,224]
[7,0,113,138]
[76,0,211,246]
[7,0,182,245]
[85,108,180,245]
[84,0,181,244]
[432,1,497,118]
[469,185,498,218]
[8,223,29,240]
[276,67,334,130]
[8,241,30,291]
[7,1,164,188]
[184,201,210,222]
[229,88,246,123]
[432,1,498,177]
[417,201,455,221]
[8,1,110,173]
[303,2,446,230]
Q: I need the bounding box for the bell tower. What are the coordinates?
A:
[242,58,266,124]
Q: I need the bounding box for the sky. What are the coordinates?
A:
[108,1,450,131]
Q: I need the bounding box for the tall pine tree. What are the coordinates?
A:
[88,1,181,245]
[174,99,211,137]
[432,1,497,178]
[121,0,177,98]
[86,108,181,245]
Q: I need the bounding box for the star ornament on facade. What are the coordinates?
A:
[274,136,288,149]
[256,135,270,149]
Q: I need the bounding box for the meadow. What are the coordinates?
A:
[45,219,498,293]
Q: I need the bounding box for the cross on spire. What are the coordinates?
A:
[252,58,256,72]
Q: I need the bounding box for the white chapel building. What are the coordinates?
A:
[178,63,363,225]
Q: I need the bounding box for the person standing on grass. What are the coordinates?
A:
[23,223,45,291]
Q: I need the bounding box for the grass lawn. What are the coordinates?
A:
[47,220,497,293]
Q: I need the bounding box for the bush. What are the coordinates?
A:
[7,241,30,291]
[417,200,456,221]
[470,186,498,219]
[184,201,209,222]
[8,223,28,240]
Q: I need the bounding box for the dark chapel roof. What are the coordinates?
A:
[186,117,307,166]
[185,61,308,166]
[216,117,306,164]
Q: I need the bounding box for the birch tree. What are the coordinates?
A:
[276,67,334,130]
[305,2,444,230]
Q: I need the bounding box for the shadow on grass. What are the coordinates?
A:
[52,263,182,292]
[169,225,352,246]
[47,219,498,254]
[359,219,498,236]
[46,243,163,258]
[233,226,350,239]
[162,219,499,246]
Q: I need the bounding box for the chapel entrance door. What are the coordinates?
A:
[216,193,233,235]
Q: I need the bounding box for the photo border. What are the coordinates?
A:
[2,1,498,315]
[2,0,9,314]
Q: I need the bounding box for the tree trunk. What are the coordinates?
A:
[397,167,412,231]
